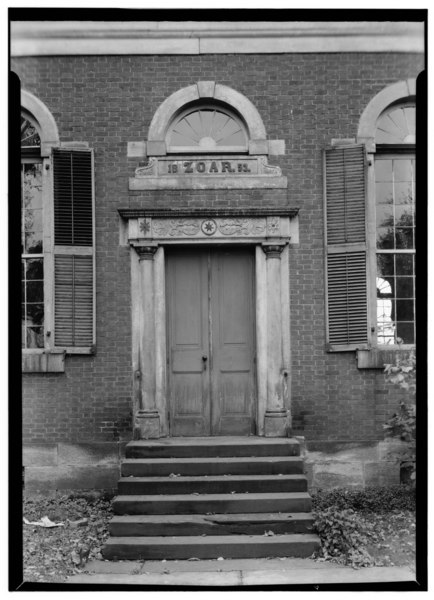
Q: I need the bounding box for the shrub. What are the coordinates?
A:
[312,507,376,568]
[383,348,416,482]
[311,485,415,513]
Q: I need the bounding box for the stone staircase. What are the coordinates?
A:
[102,437,320,561]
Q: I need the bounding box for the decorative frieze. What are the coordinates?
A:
[136,216,275,241]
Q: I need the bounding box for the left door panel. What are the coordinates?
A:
[166,249,210,435]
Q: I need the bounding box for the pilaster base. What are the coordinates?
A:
[264,410,290,437]
[134,410,160,439]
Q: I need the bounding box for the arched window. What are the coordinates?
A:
[21,113,44,348]
[374,101,415,345]
[21,90,95,369]
[166,103,248,154]
[323,79,417,353]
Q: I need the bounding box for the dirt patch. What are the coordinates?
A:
[23,495,112,583]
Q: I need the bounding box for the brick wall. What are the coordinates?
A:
[14,53,422,487]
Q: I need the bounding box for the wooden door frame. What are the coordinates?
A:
[125,209,297,439]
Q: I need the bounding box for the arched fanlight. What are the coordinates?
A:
[166,104,248,153]
[21,115,41,148]
[375,104,415,144]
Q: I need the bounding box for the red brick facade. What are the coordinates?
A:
[15,50,423,490]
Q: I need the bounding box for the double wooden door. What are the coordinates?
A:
[166,247,256,436]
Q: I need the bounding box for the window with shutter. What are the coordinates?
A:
[53,148,95,351]
[324,144,370,351]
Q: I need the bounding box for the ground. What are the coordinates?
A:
[21,494,415,583]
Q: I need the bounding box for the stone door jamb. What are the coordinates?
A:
[124,210,298,438]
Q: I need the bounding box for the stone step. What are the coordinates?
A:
[113,492,312,515]
[109,512,315,537]
[121,456,304,477]
[118,474,307,495]
[125,437,300,459]
[102,533,320,561]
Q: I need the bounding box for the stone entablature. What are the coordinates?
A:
[12,22,424,56]
[119,208,299,245]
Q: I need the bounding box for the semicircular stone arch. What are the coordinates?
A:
[357,78,416,152]
[21,89,60,157]
[147,81,267,156]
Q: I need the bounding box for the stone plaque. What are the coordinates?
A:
[130,155,287,190]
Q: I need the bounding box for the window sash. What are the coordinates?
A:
[368,150,416,347]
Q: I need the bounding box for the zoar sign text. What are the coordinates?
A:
[163,159,256,176]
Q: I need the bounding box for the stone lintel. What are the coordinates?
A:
[129,175,288,190]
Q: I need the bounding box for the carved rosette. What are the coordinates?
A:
[139,218,151,235]
[267,216,280,236]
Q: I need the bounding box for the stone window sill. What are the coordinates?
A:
[22,351,66,373]
[357,348,415,369]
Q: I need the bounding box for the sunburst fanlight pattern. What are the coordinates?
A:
[375,105,415,144]
[167,108,248,153]
[21,116,41,148]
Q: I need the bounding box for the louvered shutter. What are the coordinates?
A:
[324,144,369,351]
[53,148,95,350]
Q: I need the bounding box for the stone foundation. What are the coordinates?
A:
[22,439,406,494]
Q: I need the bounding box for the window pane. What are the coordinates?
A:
[396,322,415,344]
[377,227,394,249]
[395,205,414,227]
[375,182,393,204]
[394,182,414,205]
[375,159,393,181]
[396,277,414,298]
[376,205,394,227]
[396,254,414,275]
[24,232,43,254]
[396,299,414,321]
[22,257,44,349]
[377,276,394,297]
[377,254,394,277]
[394,159,412,181]
[27,303,44,326]
[395,228,414,250]
[22,164,43,209]
[26,327,45,349]
[22,163,43,253]
[25,258,44,280]
[26,280,44,303]
[24,208,43,232]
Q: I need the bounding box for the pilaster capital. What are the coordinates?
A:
[262,243,286,259]
[134,244,159,261]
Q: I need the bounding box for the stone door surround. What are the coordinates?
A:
[119,207,299,438]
